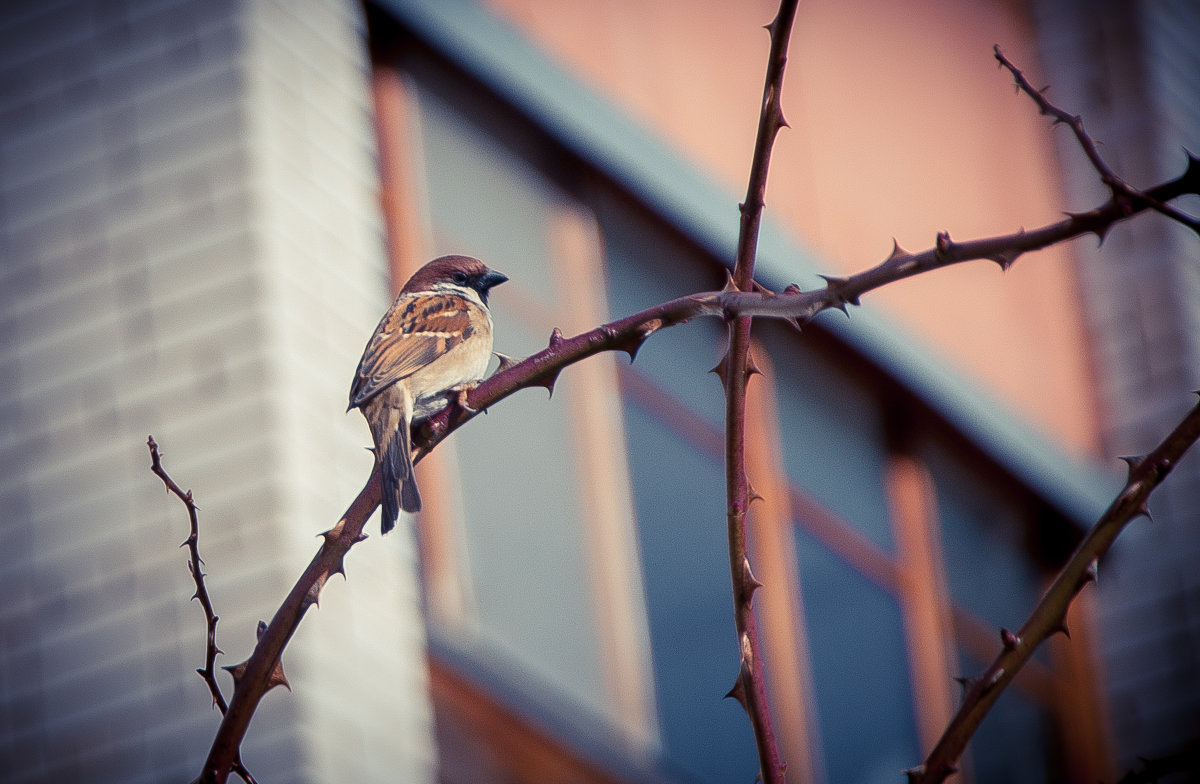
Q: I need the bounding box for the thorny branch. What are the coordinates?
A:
[715,1,798,782]
[907,397,1200,784]
[994,45,1200,236]
[147,437,257,784]
[191,470,381,784]
[169,32,1200,784]
[419,153,1199,448]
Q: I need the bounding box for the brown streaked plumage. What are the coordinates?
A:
[349,255,507,533]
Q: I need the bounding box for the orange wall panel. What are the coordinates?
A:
[483,0,1099,456]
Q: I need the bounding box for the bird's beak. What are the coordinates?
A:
[480,270,509,290]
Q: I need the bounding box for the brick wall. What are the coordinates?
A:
[1033,0,1200,768]
[0,1,434,781]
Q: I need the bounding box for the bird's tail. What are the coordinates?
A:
[380,421,421,534]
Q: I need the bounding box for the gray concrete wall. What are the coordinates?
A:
[0,1,434,781]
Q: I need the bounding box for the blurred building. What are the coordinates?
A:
[1,1,1196,783]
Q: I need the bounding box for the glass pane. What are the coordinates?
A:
[597,192,728,428]
[795,528,920,784]
[414,82,610,717]
[418,87,563,308]
[923,444,1041,632]
[625,400,759,784]
[448,318,609,716]
[766,327,895,552]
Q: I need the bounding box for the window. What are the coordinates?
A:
[367,9,1109,783]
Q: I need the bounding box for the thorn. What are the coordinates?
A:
[710,352,731,387]
[1054,621,1071,639]
[1182,147,1200,190]
[886,238,911,263]
[224,622,291,693]
[547,327,565,348]
[744,350,764,379]
[1119,454,1147,476]
[776,105,790,131]
[720,270,739,293]
[818,273,859,313]
[1136,502,1154,522]
[267,658,291,693]
[989,248,1023,271]
[535,368,563,399]
[783,283,801,294]
[494,352,520,373]
[747,485,765,505]
[724,674,749,711]
[742,557,764,597]
[953,675,979,695]
[1064,209,1114,246]
[223,660,248,684]
[1001,628,1021,649]
[903,764,926,783]
[617,329,651,363]
[303,576,326,610]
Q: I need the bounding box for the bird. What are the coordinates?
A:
[349,255,508,533]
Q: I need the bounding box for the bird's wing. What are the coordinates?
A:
[349,292,479,408]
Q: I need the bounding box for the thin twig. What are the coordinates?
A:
[714,160,1200,326]
[148,436,228,714]
[148,437,258,784]
[193,470,379,784]
[907,397,1200,784]
[994,45,1200,235]
[716,1,797,782]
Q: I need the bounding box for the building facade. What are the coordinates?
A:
[1,1,1196,783]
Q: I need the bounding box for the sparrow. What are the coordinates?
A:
[349,255,508,533]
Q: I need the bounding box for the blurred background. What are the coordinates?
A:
[1,1,1198,782]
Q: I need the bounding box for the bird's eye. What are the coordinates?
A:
[453,271,468,284]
